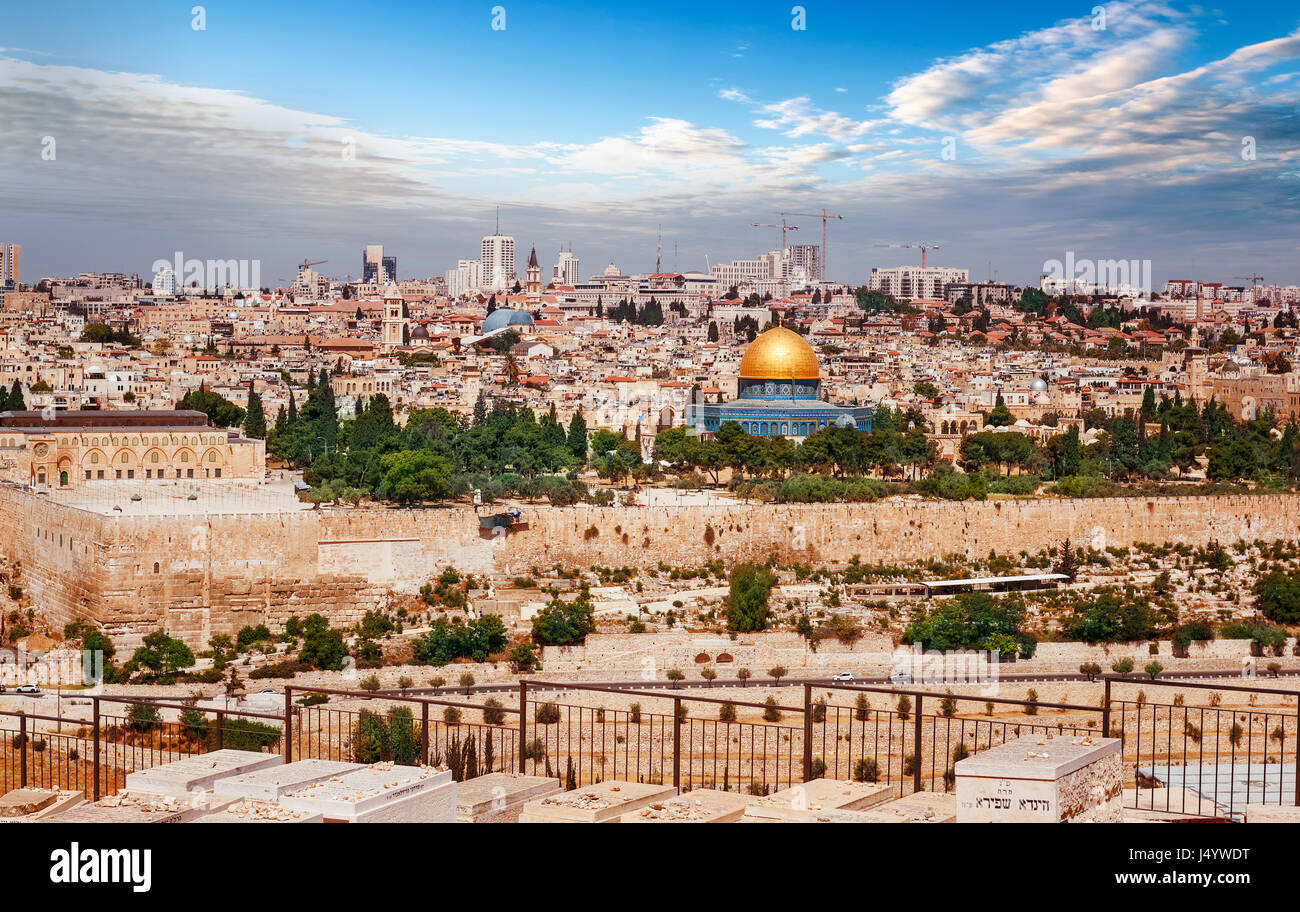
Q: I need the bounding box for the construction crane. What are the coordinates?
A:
[1230,274,1265,304]
[874,242,940,269]
[779,210,843,282]
[751,218,800,253]
[751,218,800,299]
[298,258,328,272]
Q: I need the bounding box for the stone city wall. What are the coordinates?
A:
[3,486,1299,649]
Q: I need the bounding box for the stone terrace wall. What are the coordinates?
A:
[3,486,1299,650]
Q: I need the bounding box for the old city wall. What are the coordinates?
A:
[2,486,1299,649]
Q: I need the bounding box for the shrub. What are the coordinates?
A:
[482,697,506,725]
[763,696,780,722]
[443,706,462,725]
[1144,661,1163,681]
[854,693,870,721]
[1025,689,1039,716]
[719,701,737,723]
[359,674,381,692]
[535,701,561,725]
[1079,662,1102,681]
[1111,657,1135,674]
[853,757,881,782]
[629,703,642,724]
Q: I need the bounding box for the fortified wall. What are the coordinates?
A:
[2,486,1298,649]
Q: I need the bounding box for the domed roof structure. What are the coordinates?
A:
[482,308,534,333]
[738,326,819,381]
[1029,377,1049,391]
[410,323,430,340]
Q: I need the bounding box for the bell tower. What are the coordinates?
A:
[382,284,406,350]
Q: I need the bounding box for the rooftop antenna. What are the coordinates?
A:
[495,205,500,235]
[656,224,662,274]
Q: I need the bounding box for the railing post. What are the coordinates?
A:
[91,697,100,801]
[913,694,923,794]
[1102,677,1112,738]
[1295,699,1299,808]
[802,683,813,782]
[517,681,527,773]
[18,713,27,788]
[672,697,681,791]
[283,686,292,763]
[215,711,225,750]
[421,702,430,767]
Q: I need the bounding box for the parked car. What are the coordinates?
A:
[889,671,913,684]
[831,671,854,682]
[15,684,39,694]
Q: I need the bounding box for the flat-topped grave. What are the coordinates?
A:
[0,790,85,822]
[519,780,678,823]
[279,763,456,823]
[456,773,561,822]
[0,788,60,818]
[214,759,362,802]
[192,799,324,824]
[40,791,234,824]
[760,779,895,813]
[1243,803,1300,823]
[955,734,1121,823]
[622,788,751,823]
[855,791,957,823]
[125,749,282,797]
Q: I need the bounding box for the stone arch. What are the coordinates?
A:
[694,652,711,664]
[82,448,107,468]
[716,653,734,664]
[114,448,138,467]
[144,447,168,466]
[175,447,196,465]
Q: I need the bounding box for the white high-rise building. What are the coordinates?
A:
[553,250,579,286]
[0,243,20,287]
[868,265,969,300]
[481,234,516,292]
[153,264,178,296]
[445,259,483,298]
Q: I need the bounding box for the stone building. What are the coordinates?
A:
[0,409,264,488]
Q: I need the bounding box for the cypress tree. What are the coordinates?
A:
[567,410,588,461]
[244,381,266,439]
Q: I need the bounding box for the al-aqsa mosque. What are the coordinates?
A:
[690,324,874,440]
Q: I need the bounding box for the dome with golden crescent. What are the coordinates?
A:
[738,326,819,380]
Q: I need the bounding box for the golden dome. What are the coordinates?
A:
[738,325,819,380]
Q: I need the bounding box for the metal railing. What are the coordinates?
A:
[0,675,1294,819]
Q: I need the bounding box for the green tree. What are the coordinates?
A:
[243,382,266,439]
[726,563,775,632]
[128,630,196,676]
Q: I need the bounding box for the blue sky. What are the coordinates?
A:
[1,0,1298,286]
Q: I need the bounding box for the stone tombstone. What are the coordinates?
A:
[955,734,1122,823]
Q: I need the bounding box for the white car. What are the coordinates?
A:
[889,672,913,684]
[831,671,854,682]
[15,684,39,694]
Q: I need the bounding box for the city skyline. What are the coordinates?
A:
[1,0,1298,285]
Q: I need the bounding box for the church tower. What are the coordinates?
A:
[525,246,542,300]
[382,284,407,350]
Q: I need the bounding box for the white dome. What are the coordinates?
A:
[1029,377,1049,391]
